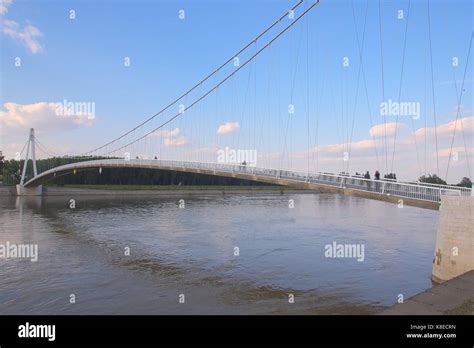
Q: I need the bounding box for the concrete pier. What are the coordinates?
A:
[16,184,43,196]
[432,195,474,283]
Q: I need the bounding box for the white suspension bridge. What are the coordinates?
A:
[11,0,473,211]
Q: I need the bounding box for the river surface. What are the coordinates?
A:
[0,191,438,314]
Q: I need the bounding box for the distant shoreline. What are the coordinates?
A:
[58,184,296,191]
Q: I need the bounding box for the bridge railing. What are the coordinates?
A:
[277,167,466,202]
[144,159,469,201]
[148,159,469,203]
[409,180,471,195]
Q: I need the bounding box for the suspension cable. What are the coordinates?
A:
[346,0,368,174]
[445,32,473,181]
[427,0,440,176]
[378,0,388,175]
[390,0,411,174]
[18,138,29,157]
[80,0,305,156]
[102,1,321,157]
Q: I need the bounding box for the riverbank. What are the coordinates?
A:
[381,271,474,315]
[0,184,308,196]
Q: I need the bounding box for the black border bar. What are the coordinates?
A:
[0,315,472,347]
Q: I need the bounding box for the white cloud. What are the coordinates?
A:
[414,116,474,139]
[0,102,95,133]
[303,117,474,159]
[2,19,43,54]
[150,127,187,146]
[217,122,239,135]
[0,0,13,15]
[369,122,405,137]
[313,139,379,154]
[285,116,474,182]
[437,146,474,158]
[151,128,180,138]
[164,136,187,147]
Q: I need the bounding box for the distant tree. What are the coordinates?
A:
[418,174,447,185]
[456,177,472,188]
[0,151,4,172]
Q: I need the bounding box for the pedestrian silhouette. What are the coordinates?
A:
[364,171,371,191]
[375,170,380,192]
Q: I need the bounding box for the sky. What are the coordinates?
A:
[0,0,473,183]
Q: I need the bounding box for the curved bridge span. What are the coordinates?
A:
[24,159,471,210]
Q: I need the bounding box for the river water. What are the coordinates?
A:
[0,191,438,314]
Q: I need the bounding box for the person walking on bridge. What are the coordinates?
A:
[374,170,380,192]
[364,171,371,191]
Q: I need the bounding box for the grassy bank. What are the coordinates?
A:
[58,184,300,191]
[445,298,474,315]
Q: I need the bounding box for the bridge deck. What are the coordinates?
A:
[23,159,471,209]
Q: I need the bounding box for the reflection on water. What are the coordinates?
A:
[0,192,438,314]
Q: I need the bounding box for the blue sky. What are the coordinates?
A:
[1,0,473,182]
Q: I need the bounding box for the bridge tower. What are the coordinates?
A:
[16,128,43,196]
